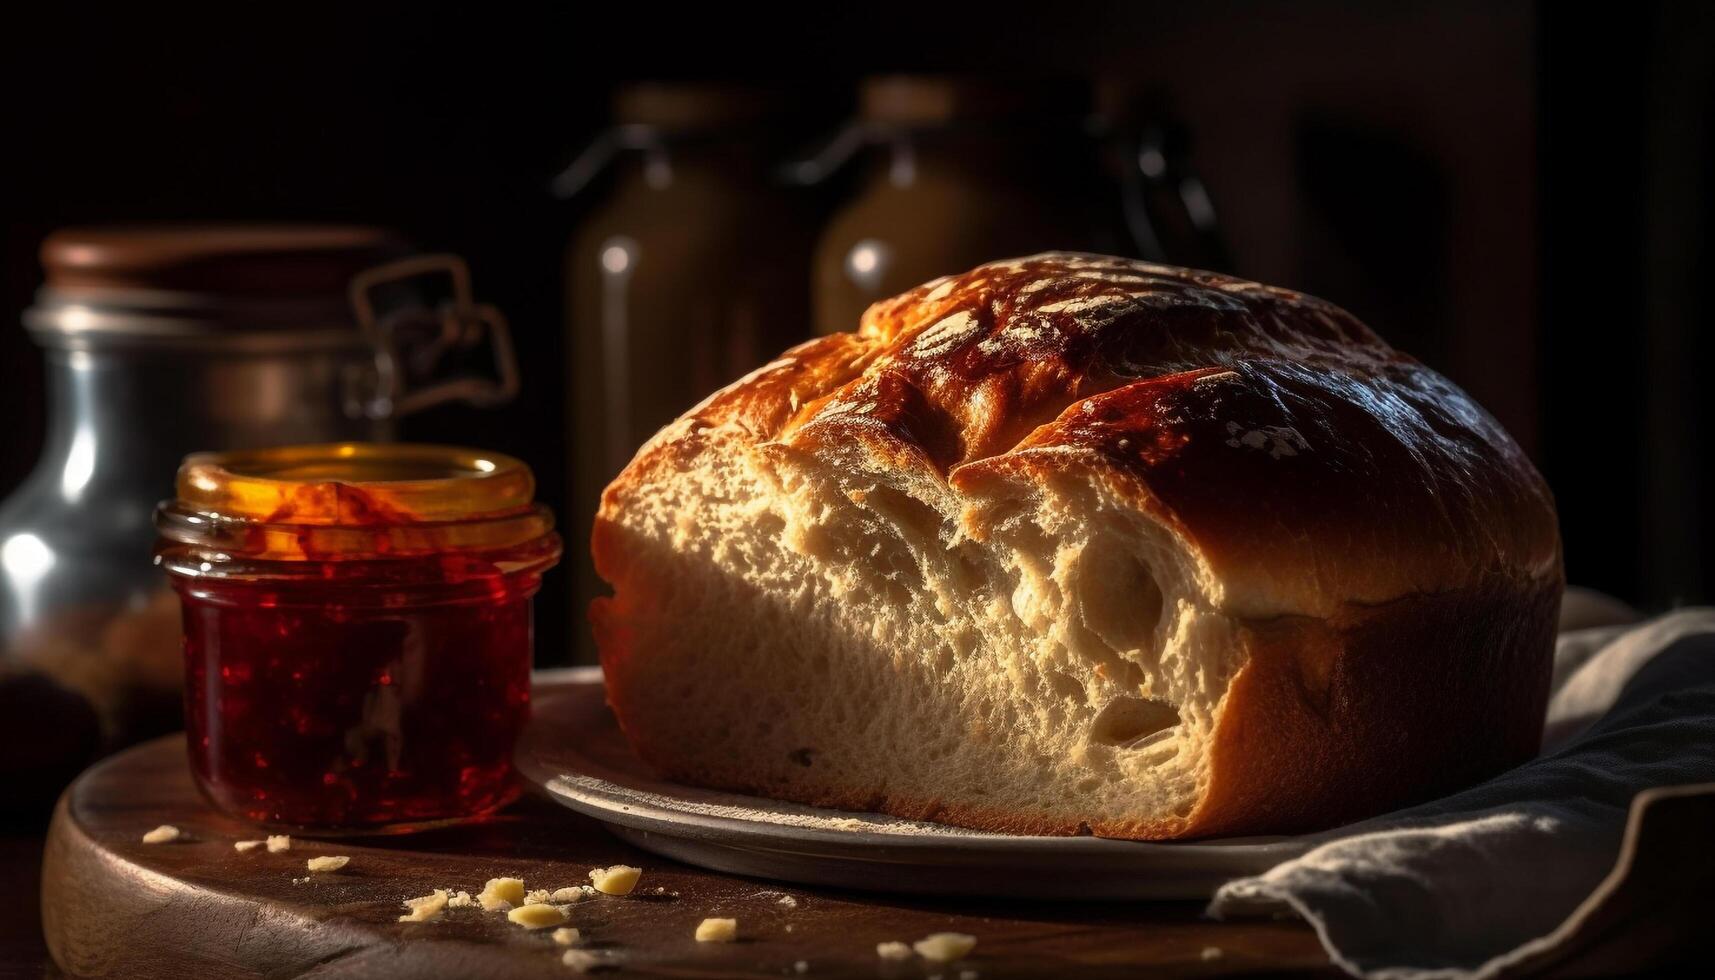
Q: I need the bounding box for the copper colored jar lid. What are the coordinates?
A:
[27,224,411,350]
[40,225,407,295]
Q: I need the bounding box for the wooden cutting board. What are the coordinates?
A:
[40,734,1336,978]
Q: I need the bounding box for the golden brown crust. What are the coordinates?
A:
[1187,575,1563,838]
[615,252,1559,616]
[594,252,1565,840]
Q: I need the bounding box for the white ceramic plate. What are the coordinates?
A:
[517,668,1313,900]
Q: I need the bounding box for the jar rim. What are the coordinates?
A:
[175,442,534,526]
[156,443,557,566]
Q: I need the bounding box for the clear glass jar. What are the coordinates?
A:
[154,443,561,832]
[0,227,398,819]
[0,228,518,822]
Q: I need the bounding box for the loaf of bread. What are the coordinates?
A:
[591,253,1562,840]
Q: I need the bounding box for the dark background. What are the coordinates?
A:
[1,1,1710,665]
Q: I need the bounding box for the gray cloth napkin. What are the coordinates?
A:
[1207,604,1715,978]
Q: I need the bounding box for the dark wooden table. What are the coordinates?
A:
[36,736,1337,978]
[1,832,56,979]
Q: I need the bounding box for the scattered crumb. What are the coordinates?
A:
[914,933,977,963]
[399,889,449,923]
[1201,946,1224,961]
[777,895,800,909]
[562,948,613,972]
[233,840,264,853]
[479,877,527,911]
[525,888,553,905]
[784,923,796,933]
[509,903,570,929]
[551,885,597,903]
[876,941,912,960]
[794,961,809,974]
[552,926,581,946]
[446,890,475,908]
[695,917,737,943]
[959,970,980,980]
[266,835,291,853]
[141,825,180,844]
[589,865,641,896]
[291,876,310,885]
[306,856,350,873]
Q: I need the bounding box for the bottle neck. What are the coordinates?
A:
[876,124,1096,186]
[611,138,782,193]
[34,345,385,506]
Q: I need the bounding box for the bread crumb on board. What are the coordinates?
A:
[552,926,581,946]
[266,835,291,853]
[399,889,449,922]
[776,894,800,908]
[793,960,809,974]
[1201,946,1224,960]
[525,888,553,905]
[141,825,181,844]
[552,885,598,903]
[509,903,570,929]
[446,890,476,908]
[695,917,738,943]
[876,941,912,960]
[914,933,977,963]
[588,865,642,895]
[306,856,349,873]
[479,877,527,911]
[562,949,619,972]
[233,840,264,853]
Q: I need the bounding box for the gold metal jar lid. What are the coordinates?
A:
[176,443,534,523]
[157,443,557,566]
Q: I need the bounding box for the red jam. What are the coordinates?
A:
[155,444,561,832]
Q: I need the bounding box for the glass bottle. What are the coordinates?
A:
[797,75,1121,336]
[556,83,821,662]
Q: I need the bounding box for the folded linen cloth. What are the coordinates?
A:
[1208,603,1715,978]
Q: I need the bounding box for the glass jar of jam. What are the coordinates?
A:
[154,443,561,832]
